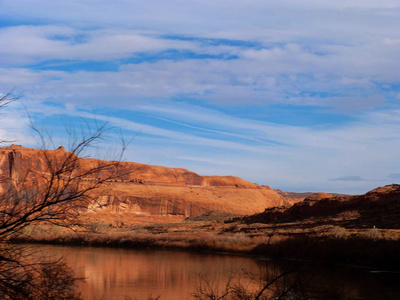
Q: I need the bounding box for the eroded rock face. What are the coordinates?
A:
[0,145,290,217]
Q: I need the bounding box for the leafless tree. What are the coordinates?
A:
[0,91,126,299]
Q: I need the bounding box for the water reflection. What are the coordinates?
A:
[40,246,262,300]
[37,245,400,300]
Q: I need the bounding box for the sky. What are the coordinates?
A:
[0,0,399,194]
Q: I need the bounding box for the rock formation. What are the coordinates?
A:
[245,184,400,228]
[0,145,292,218]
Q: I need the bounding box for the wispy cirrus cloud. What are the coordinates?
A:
[330,176,366,182]
[0,26,195,66]
[1,0,400,193]
[14,98,399,194]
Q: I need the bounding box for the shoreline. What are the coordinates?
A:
[12,228,400,271]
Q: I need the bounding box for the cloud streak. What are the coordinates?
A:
[330,176,365,182]
[1,1,399,193]
[14,99,400,194]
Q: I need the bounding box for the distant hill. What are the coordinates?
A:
[274,188,347,200]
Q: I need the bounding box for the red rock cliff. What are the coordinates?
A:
[0,145,290,218]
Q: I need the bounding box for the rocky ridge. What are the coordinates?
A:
[245,184,400,228]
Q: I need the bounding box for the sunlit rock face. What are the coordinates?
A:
[0,145,293,218]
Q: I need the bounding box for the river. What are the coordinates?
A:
[35,245,400,300]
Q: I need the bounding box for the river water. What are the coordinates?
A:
[36,245,400,300]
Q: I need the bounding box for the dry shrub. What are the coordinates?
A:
[192,273,269,300]
[358,228,383,240]
[329,225,350,239]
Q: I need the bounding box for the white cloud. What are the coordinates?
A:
[0,0,399,112]
[0,26,194,65]
[1,0,400,193]
[0,101,35,145]
[0,46,393,112]
[19,100,399,194]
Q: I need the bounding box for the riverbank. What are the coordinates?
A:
[12,214,400,271]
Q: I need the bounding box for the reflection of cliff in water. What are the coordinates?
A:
[38,245,400,300]
[40,245,263,300]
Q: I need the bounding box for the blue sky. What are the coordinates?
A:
[0,0,400,194]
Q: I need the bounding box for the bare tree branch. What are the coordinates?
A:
[0,90,126,299]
